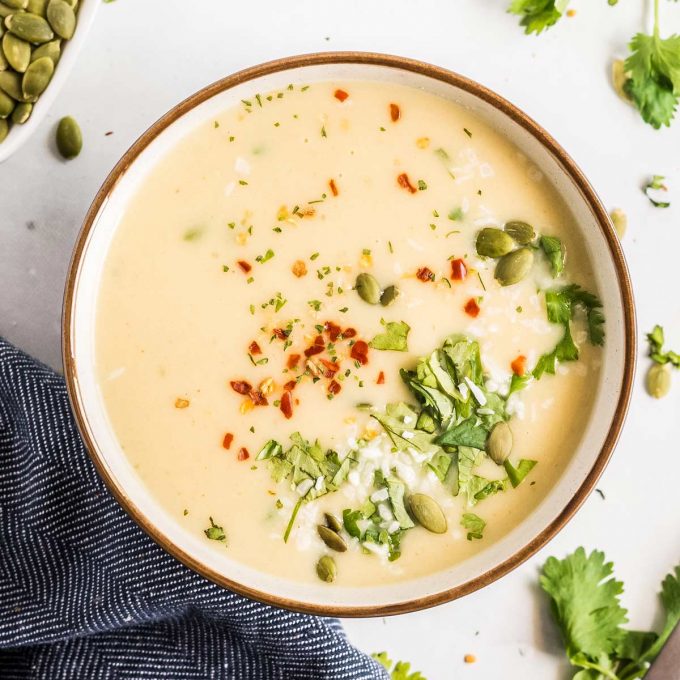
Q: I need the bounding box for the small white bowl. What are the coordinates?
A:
[63,53,636,616]
[0,0,98,163]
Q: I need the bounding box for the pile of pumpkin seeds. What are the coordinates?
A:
[0,0,78,143]
[475,220,537,286]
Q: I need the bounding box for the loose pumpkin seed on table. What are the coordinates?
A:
[56,114,81,158]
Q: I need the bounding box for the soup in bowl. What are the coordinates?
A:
[63,53,635,615]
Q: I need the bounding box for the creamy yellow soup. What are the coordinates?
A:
[96,80,602,587]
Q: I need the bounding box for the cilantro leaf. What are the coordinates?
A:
[370,320,410,351]
[640,565,680,662]
[540,235,566,277]
[625,32,680,129]
[508,373,531,395]
[461,512,486,540]
[507,0,570,35]
[204,517,227,542]
[647,324,680,367]
[371,652,427,680]
[533,323,579,378]
[644,174,671,207]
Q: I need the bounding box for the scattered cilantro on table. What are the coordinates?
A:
[541,547,680,679]
[647,324,680,367]
[371,652,427,680]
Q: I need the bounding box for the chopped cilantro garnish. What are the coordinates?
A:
[644,175,671,207]
[369,320,410,352]
[204,517,226,542]
[461,513,486,540]
[647,324,680,366]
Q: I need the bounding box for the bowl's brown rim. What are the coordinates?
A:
[62,51,636,618]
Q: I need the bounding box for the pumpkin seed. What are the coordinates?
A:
[26,0,47,15]
[316,555,337,583]
[324,512,342,533]
[610,208,627,239]
[30,37,59,63]
[317,525,347,552]
[10,99,29,122]
[408,493,447,534]
[3,0,27,8]
[0,116,7,141]
[487,421,513,464]
[0,45,7,70]
[0,4,22,18]
[0,69,33,101]
[355,272,381,305]
[56,114,80,158]
[46,0,74,39]
[22,54,52,98]
[504,220,536,245]
[380,284,399,307]
[6,12,53,42]
[0,85,13,116]
[646,363,671,399]
[3,32,30,72]
[612,59,632,104]
[494,247,534,286]
[476,227,515,258]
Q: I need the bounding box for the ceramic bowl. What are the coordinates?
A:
[0,0,98,163]
[63,52,635,616]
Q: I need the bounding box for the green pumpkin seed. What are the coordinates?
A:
[487,421,513,465]
[316,555,336,583]
[3,0,27,8]
[317,525,347,552]
[27,0,47,15]
[11,99,29,122]
[504,220,536,245]
[46,0,74,39]
[0,69,32,100]
[646,363,671,399]
[0,86,13,116]
[380,284,399,307]
[62,0,76,7]
[476,227,515,258]
[56,114,81,158]
[355,272,381,305]
[0,115,8,141]
[22,54,52,98]
[30,37,59,63]
[408,493,447,534]
[324,512,342,533]
[610,208,627,239]
[6,12,53,42]
[0,4,22,18]
[494,247,534,287]
[3,32,30,72]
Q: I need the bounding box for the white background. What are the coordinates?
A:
[1,1,680,677]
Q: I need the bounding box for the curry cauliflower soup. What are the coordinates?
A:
[96,80,604,587]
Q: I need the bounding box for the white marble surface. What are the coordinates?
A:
[1,1,680,677]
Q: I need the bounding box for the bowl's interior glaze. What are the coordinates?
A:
[65,56,632,615]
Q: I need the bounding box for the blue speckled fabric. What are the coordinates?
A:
[0,339,387,679]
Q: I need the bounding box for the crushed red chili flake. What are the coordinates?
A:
[342,327,357,339]
[237,447,250,461]
[222,433,234,450]
[319,358,340,378]
[511,355,527,376]
[248,341,262,355]
[280,390,293,419]
[272,328,289,340]
[389,103,401,122]
[304,335,325,357]
[287,353,301,369]
[450,258,468,281]
[334,88,349,102]
[416,267,435,282]
[283,380,297,391]
[350,340,369,365]
[328,178,339,196]
[249,390,268,406]
[237,260,252,273]
[230,380,252,395]
[464,298,481,318]
[328,380,342,395]
[397,172,417,194]
[324,320,342,341]
[376,371,385,385]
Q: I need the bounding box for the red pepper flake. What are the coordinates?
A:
[237,447,250,461]
[283,380,297,391]
[342,327,357,339]
[334,88,349,102]
[350,340,369,365]
[376,371,385,385]
[397,172,417,194]
[272,328,289,340]
[450,258,467,281]
[511,355,527,376]
[328,178,339,196]
[464,298,480,318]
[230,380,252,395]
[416,267,435,282]
[287,353,301,369]
[280,390,293,419]
[389,103,401,122]
[324,320,342,341]
[319,358,340,378]
[222,433,234,449]
[237,260,252,273]
[248,341,262,355]
[304,335,325,357]
[249,390,268,406]
[328,380,342,395]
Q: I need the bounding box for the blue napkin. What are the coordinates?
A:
[0,339,388,679]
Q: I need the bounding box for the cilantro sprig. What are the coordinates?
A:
[541,548,680,679]
[508,0,615,36]
[371,652,427,680]
[647,324,680,366]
